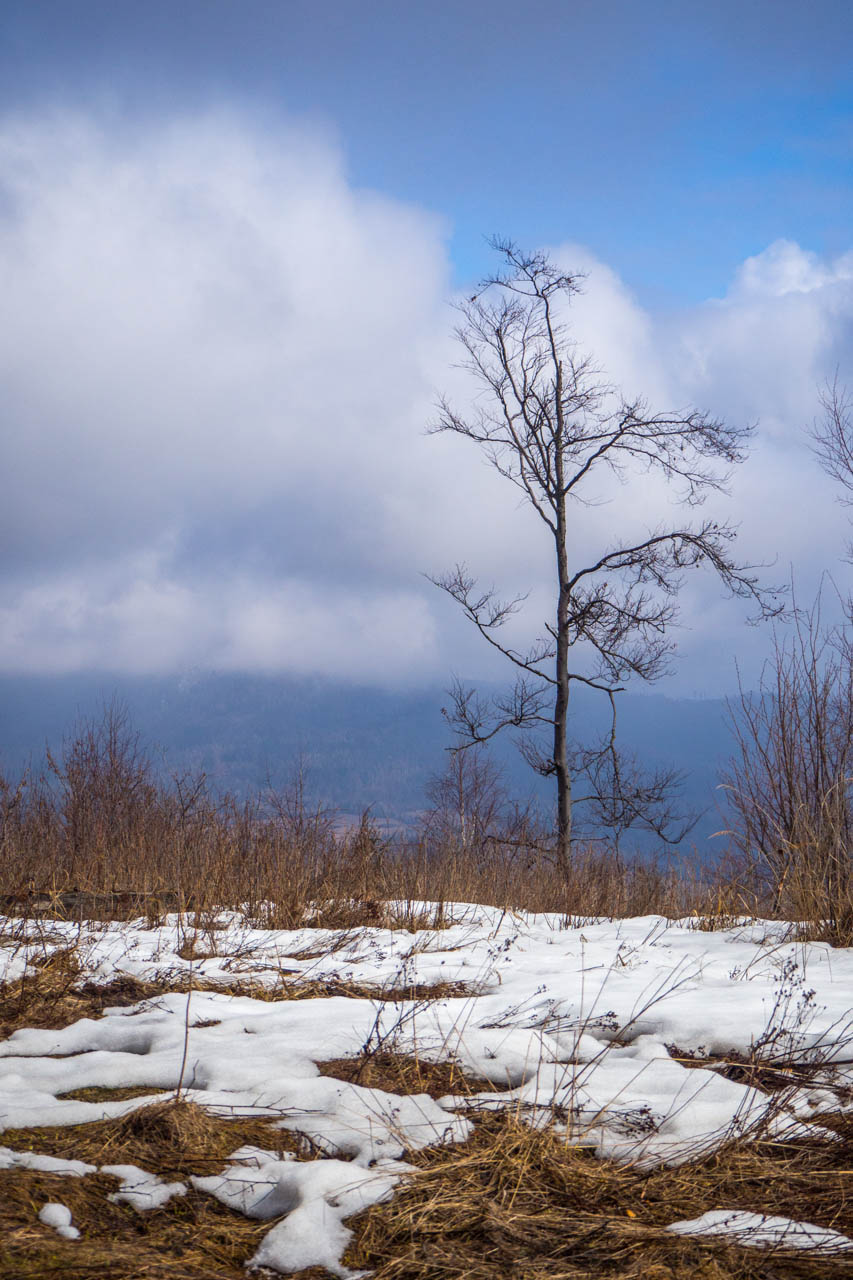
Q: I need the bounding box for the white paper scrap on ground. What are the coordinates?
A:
[667,1209,853,1253]
[38,1201,80,1239]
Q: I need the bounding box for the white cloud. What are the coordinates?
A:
[0,108,478,680]
[1,109,852,692]
[730,240,853,299]
[0,564,437,682]
[547,244,669,402]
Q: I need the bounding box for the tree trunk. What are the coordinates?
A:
[554,601,571,869]
[554,502,571,871]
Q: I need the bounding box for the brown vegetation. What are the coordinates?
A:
[722,597,853,946]
[3,704,853,1276]
[0,1101,301,1280]
[316,1051,497,1099]
[2,1098,301,1177]
[347,1109,853,1279]
[0,704,806,935]
[0,953,168,1039]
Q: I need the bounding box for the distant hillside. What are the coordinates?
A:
[0,672,737,858]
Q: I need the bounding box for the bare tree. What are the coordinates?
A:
[811,376,853,509]
[46,700,160,882]
[811,375,853,572]
[421,744,537,867]
[430,238,779,871]
[422,745,507,860]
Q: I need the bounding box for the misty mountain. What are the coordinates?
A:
[0,672,739,858]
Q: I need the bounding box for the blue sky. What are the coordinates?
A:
[5,0,852,301]
[1,1,852,694]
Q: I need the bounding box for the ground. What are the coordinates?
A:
[1,901,852,1278]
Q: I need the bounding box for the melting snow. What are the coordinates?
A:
[194,1146,408,1277]
[38,1201,79,1239]
[102,1162,188,1209]
[0,1146,97,1175]
[2,903,852,1272]
[667,1209,853,1253]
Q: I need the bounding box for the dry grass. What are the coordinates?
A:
[0,702,785,935]
[346,1109,853,1279]
[189,975,480,1005]
[0,960,168,1040]
[668,1045,853,1100]
[0,1099,326,1279]
[3,1092,853,1279]
[56,1085,170,1103]
[0,1172,272,1280]
[317,1051,498,1099]
[1,964,852,1278]
[2,1098,302,1177]
[0,953,485,1046]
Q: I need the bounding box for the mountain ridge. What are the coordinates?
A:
[0,672,738,856]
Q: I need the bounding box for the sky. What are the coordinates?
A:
[1,0,852,695]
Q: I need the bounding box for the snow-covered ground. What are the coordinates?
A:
[2,903,853,1275]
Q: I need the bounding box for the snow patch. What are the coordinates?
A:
[38,1201,79,1239]
[667,1209,853,1253]
[194,1149,409,1278]
[0,1146,97,1175]
[101,1163,187,1210]
[2,905,853,1273]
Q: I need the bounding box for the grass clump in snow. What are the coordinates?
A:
[345,1109,853,1279]
[56,1085,170,1103]
[0,1100,334,1279]
[0,960,169,1040]
[317,1050,498,1099]
[0,1167,274,1279]
[2,1099,303,1179]
[668,1044,853,1100]
[191,973,480,1004]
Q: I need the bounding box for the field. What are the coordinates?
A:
[2,706,853,1277]
[1,895,852,1279]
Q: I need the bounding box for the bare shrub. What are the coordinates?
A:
[0,703,789,931]
[722,600,853,942]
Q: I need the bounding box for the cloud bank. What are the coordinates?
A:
[2,110,852,692]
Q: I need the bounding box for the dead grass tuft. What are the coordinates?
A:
[667,1045,850,1098]
[0,1099,333,1277]
[346,1109,853,1279]
[318,1051,498,1099]
[0,1169,273,1279]
[56,1085,170,1103]
[2,1099,300,1179]
[303,898,452,932]
[190,974,480,1004]
[0,968,170,1041]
